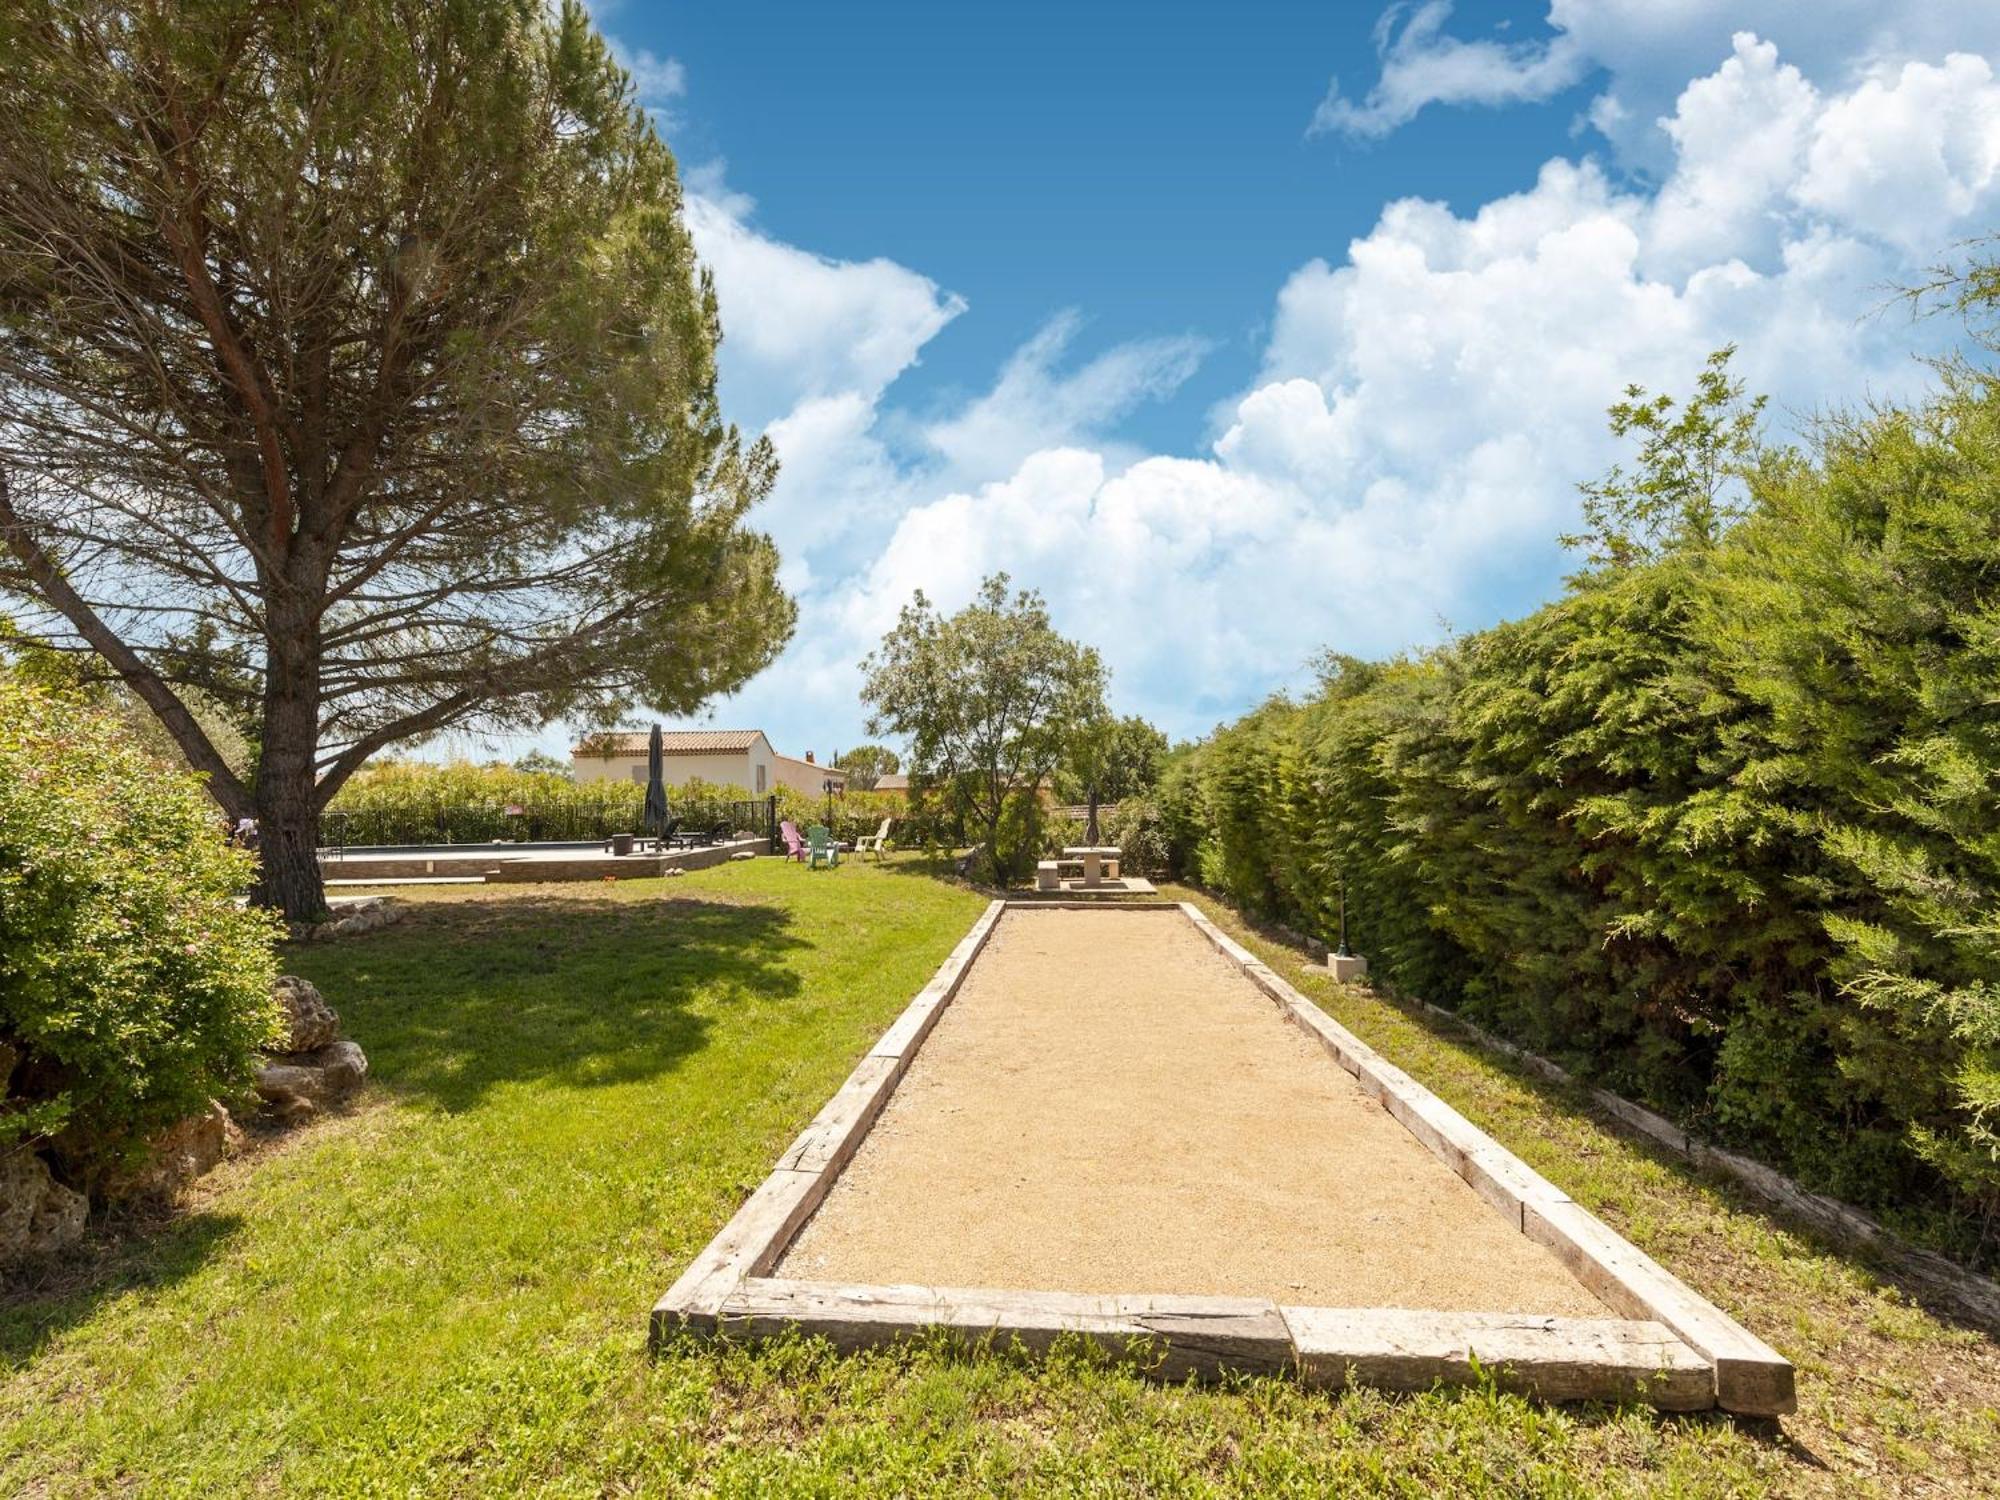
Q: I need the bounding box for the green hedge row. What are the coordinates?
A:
[1154,369,2000,1266]
[322,761,944,851]
[323,763,773,846]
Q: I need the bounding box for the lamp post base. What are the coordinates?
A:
[1327,953,1369,983]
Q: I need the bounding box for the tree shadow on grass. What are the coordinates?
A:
[869,852,994,892]
[0,1210,242,1368]
[285,894,808,1114]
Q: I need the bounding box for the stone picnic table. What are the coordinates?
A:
[1062,845,1122,887]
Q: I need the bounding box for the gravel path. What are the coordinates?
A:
[779,907,1609,1313]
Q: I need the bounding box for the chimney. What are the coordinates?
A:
[804,750,815,763]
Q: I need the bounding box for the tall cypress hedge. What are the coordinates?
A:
[1159,333,2000,1265]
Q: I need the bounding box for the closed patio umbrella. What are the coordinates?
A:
[642,723,670,839]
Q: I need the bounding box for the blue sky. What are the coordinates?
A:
[468,1,2000,766]
[636,0,1593,454]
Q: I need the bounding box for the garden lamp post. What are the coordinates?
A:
[1327,863,1368,982]
[1335,868,1351,959]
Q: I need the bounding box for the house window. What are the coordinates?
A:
[755,764,766,793]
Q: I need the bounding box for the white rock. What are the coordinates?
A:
[255,1040,369,1119]
[272,975,341,1052]
[0,1148,87,1262]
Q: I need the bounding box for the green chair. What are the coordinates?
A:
[806,824,839,869]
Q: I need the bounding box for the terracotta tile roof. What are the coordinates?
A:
[574,729,765,756]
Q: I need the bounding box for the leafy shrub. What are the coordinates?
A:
[1148,749,1209,881]
[1101,796,1171,877]
[0,681,280,1187]
[327,760,787,846]
[324,760,958,855]
[327,760,640,844]
[817,790,921,847]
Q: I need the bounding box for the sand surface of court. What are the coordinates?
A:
[778,908,1609,1313]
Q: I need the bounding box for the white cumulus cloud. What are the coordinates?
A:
[1309,0,2000,171]
[787,31,1984,745]
[922,313,1209,479]
[1796,53,2000,258]
[1312,1,1588,140]
[683,193,965,434]
[504,17,2000,766]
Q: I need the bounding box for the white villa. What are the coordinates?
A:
[570,729,847,798]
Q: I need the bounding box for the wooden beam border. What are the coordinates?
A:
[993,898,1183,911]
[1177,901,1794,1417]
[652,898,1786,1416]
[713,1278,1297,1385]
[650,898,1006,1341]
[1406,994,2000,1333]
[696,1279,1711,1405]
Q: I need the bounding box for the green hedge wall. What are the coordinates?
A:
[323,761,944,851]
[1158,376,2000,1266]
[323,763,778,846]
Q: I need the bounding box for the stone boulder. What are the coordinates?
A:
[109,1100,241,1199]
[272,975,341,1053]
[255,1040,368,1120]
[287,896,403,943]
[0,1147,87,1263]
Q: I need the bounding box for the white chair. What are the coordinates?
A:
[855,817,893,861]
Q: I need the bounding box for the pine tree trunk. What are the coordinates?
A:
[252,760,328,923]
[250,604,330,923]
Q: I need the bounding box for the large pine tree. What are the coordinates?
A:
[0,0,793,918]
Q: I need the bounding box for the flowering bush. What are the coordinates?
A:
[0,681,280,1186]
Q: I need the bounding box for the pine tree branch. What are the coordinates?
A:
[0,465,249,814]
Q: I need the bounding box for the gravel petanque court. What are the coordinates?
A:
[778,907,1609,1314]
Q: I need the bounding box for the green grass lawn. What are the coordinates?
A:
[2,860,1995,1496]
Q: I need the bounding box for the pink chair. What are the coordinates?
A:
[779,820,808,862]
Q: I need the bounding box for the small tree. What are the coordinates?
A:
[861,575,1104,883]
[1064,704,1113,844]
[511,749,571,780]
[831,743,900,791]
[1059,712,1168,838]
[0,1,792,919]
[1562,346,1766,571]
